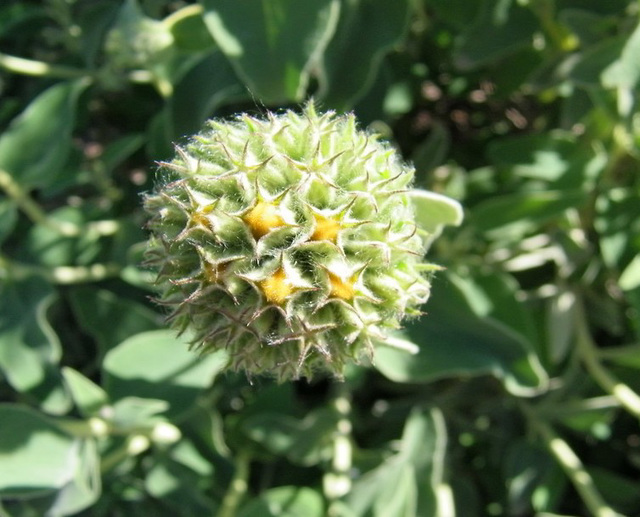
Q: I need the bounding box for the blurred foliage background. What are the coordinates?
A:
[1,0,640,516]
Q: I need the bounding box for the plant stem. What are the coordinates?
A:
[101,435,151,474]
[325,382,353,516]
[217,450,251,517]
[0,52,89,79]
[575,296,640,420]
[522,403,622,517]
[0,51,154,85]
[0,169,78,236]
[0,168,122,238]
[536,395,620,419]
[0,255,121,284]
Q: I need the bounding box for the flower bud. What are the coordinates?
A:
[144,103,448,381]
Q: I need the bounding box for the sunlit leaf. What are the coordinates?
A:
[347,408,450,517]
[110,397,169,428]
[375,273,548,396]
[144,458,213,515]
[601,21,640,91]
[238,486,324,517]
[619,253,640,291]
[0,80,87,189]
[201,0,340,103]
[595,188,640,270]
[61,367,109,418]
[487,131,604,187]
[0,404,99,513]
[164,4,216,52]
[320,0,411,110]
[471,189,586,238]
[105,0,173,70]
[409,189,463,248]
[0,278,59,393]
[567,36,626,86]
[103,330,227,417]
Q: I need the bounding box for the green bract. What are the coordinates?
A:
[144,103,455,381]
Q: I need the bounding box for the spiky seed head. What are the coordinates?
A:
[144,102,440,381]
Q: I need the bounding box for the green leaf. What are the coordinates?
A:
[545,290,577,365]
[61,367,109,418]
[201,0,340,103]
[0,3,46,38]
[68,287,160,354]
[375,273,548,396]
[238,486,324,517]
[241,407,340,466]
[450,270,540,347]
[0,405,94,499]
[567,36,626,87]
[590,467,640,515]
[320,0,411,109]
[241,413,299,455]
[144,458,213,515]
[454,0,538,70]
[0,278,59,393]
[46,438,101,517]
[619,253,640,291]
[168,51,246,140]
[0,80,88,189]
[99,133,146,176]
[105,0,173,70]
[75,1,122,66]
[599,344,640,370]
[347,408,450,517]
[171,439,213,477]
[427,0,480,31]
[601,21,640,91]
[374,463,417,517]
[408,189,463,247]
[628,293,640,342]
[504,439,558,515]
[471,189,586,238]
[104,0,181,95]
[0,199,17,244]
[146,109,175,161]
[486,131,604,187]
[110,397,169,428]
[558,9,615,47]
[164,4,216,52]
[411,122,451,179]
[103,330,228,418]
[20,206,100,267]
[595,188,640,270]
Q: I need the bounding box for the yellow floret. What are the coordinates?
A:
[311,213,341,243]
[243,202,286,239]
[191,204,215,229]
[328,272,356,301]
[260,268,295,305]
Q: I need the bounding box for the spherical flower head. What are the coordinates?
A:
[144,103,443,381]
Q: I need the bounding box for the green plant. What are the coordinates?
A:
[1,1,640,516]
